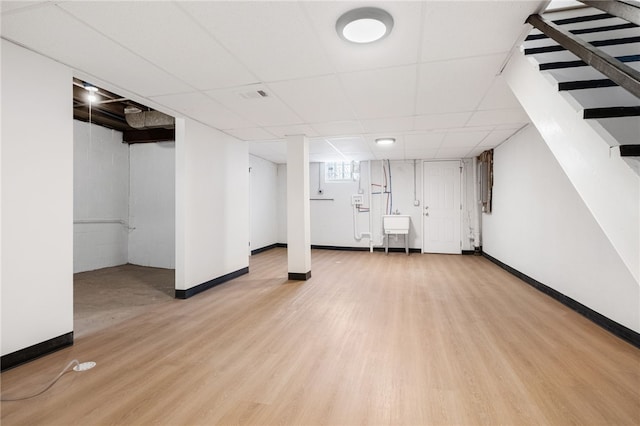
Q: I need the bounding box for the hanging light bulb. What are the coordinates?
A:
[84,84,98,103]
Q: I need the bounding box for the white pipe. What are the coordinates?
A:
[352,204,371,241]
[368,160,374,252]
[74,219,127,225]
[472,158,481,248]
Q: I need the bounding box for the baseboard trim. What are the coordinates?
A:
[288,271,311,281]
[251,243,279,255]
[1,332,74,371]
[175,267,249,299]
[483,252,640,349]
[311,245,370,251]
[311,245,421,253]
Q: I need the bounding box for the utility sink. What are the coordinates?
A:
[382,215,411,255]
[383,215,411,234]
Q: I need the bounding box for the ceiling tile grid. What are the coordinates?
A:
[0,0,545,163]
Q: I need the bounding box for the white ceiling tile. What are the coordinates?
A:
[60,1,257,91]
[467,108,530,127]
[405,149,439,160]
[342,152,376,161]
[340,65,417,119]
[309,153,349,163]
[421,1,541,62]
[477,129,521,148]
[249,141,287,164]
[416,55,504,115]
[413,112,472,131]
[301,1,424,73]
[373,150,407,161]
[180,2,333,81]
[1,4,192,97]
[404,133,445,150]
[150,92,255,130]
[0,1,46,13]
[206,84,303,127]
[310,140,340,155]
[466,147,488,158]
[494,123,529,131]
[360,116,414,134]
[435,147,472,159]
[267,75,355,123]
[477,76,522,110]
[311,121,364,136]
[226,128,277,142]
[265,124,319,139]
[441,131,490,148]
[326,136,368,151]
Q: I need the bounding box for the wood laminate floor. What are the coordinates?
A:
[2,248,639,425]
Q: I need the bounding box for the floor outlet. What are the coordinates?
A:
[73,361,97,372]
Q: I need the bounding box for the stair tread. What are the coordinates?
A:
[558,79,617,90]
[619,145,640,157]
[584,106,640,119]
[571,86,640,109]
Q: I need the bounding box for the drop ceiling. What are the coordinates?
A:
[1,1,548,163]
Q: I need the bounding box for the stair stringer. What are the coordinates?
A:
[503,50,640,285]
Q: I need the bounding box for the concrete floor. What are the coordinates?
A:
[74,264,175,338]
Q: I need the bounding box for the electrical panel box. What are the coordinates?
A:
[351,194,364,206]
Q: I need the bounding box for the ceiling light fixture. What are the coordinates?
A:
[84,84,98,103]
[336,7,394,44]
[376,138,395,145]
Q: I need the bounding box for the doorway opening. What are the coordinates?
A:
[72,78,176,338]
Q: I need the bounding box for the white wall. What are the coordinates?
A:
[277,160,447,250]
[175,118,249,291]
[249,155,278,251]
[129,142,175,268]
[277,164,287,244]
[73,120,129,273]
[1,41,74,356]
[483,125,639,333]
[504,50,639,284]
[309,161,371,248]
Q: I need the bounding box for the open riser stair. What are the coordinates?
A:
[523,3,639,155]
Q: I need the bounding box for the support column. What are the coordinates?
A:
[286,135,311,280]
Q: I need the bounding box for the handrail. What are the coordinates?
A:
[581,1,640,26]
[526,14,640,98]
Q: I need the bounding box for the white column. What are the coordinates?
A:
[286,135,311,280]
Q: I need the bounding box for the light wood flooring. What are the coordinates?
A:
[2,248,639,425]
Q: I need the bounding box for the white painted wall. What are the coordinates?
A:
[1,41,73,356]
[129,142,175,268]
[249,155,278,251]
[73,120,129,273]
[483,125,639,333]
[504,50,639,284]
[175,118,249,291]
[276,159,461,251]
[309,161,371,248]
[277,163,287,244]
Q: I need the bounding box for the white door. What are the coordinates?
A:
[422,161,461,254]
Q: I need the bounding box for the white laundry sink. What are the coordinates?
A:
[383,215,410,234]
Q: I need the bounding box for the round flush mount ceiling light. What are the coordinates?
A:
[375,138,396,145]
[336,7,394,44]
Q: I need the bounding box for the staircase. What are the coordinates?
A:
[522,3,639,158]
[501,0,640,285]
